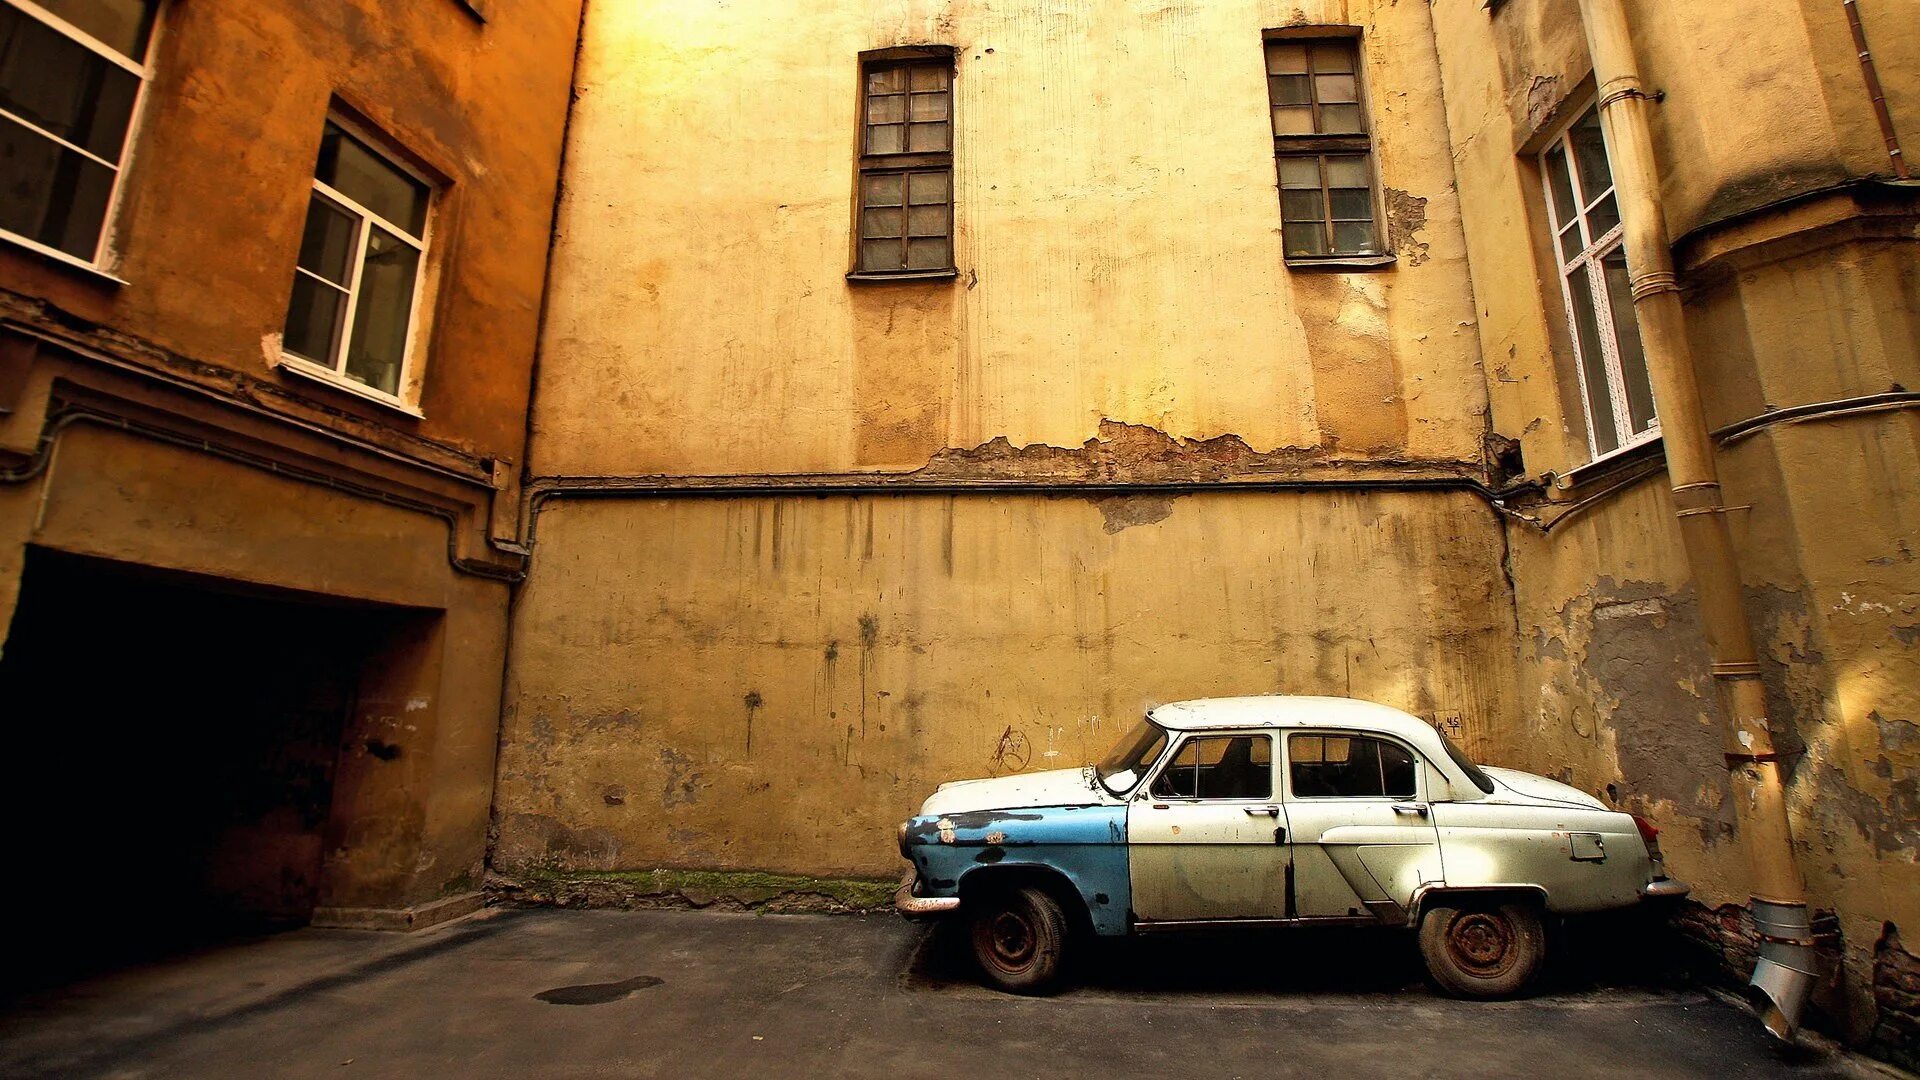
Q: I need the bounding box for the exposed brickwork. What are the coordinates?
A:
[1870,923,1920,1070]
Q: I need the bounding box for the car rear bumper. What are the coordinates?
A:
[1641,877,1691,900]
[894,866,961,917]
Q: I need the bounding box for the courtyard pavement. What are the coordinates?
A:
[0,906,1888,1079]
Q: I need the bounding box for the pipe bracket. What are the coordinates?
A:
[1629,270,1682,300]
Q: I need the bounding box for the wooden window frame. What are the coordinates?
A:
[1538,101,1659,462]
[1263,28,1392,270]
[0,0,162,280]
[276,113,436,416]
[849,46,957,283]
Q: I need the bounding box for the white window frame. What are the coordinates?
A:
[1538,103,1659,461]
[0,0,159,277]
[277,114,434,415]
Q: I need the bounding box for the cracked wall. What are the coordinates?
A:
[495,490,1515,876]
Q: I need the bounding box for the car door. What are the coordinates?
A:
[1127,731,1290,923]
[1281,730,1442,922]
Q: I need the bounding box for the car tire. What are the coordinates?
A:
[1418,900,1546,999]
[969,885,1069,994]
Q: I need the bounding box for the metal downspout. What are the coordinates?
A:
[1573,0,1816,1040]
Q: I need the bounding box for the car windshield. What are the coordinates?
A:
[1095,717,1169,795]
[1437,727,1496,794]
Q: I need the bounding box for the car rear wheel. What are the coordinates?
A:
[1418,900,1546,998]
[969,885,1068,994]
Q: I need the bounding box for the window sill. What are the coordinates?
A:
[0,231,128,287]
[1551,432,1663,490]
[276,355,424,419]
[1285,254,1396,272]
[846,268,959,285]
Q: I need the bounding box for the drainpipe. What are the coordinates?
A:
[1841,0,1909,179]
[1573,0,1816,1041]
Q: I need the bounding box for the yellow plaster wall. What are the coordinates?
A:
[532,0,1488,476]
[496,490,1516,876]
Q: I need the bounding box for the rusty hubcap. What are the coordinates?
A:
[983,909,1037,970]
[1445,911,1516,978]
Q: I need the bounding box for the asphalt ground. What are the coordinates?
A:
[0,906,1882,1079]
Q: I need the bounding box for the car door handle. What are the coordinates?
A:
[1391,803,1430,817]
[1243,805,1281,817]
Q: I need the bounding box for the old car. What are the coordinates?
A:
[894,695,1687,996]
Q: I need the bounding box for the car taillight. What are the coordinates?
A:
[1632,814,1660,844]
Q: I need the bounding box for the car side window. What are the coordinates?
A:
[1149,735,1272,800]
[1288,734,1417,799]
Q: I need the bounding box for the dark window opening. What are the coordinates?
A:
[1289,733,1417,799]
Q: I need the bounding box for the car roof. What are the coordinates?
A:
[1147,695,1433,737]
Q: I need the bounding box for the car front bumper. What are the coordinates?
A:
[894,866,961,917]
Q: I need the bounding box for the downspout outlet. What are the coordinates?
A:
[1749,897,1817,1041]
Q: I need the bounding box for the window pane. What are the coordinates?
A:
[297,193,358,285]
[1268,74,1310,106]
[866,123,903,154]
[1271,106,1313,135]
[343,226,420,396]
[1266,42,1307,74]
[316,123,428,237]
[905,236,949,269]
[863,172,903,206]
[906,170,947,204]
[1278,156,1320,189]
[1325,155,1369,188]
[1290,735,1407,798]
[906,204,945,236]
[1332,221,1376,253]
[36,0,155,59]
[907,121,948,152]
[1281,188,1324,223]
[1601,245,1657,434]
[1543,144,1578,232]
[0,7,141,160]
[1283,222,1328,257]
[1311,42,1356,73]
[1559,223,1585,263]
[1328,188,1372,221]
[866,67,904,94]
[1585,192,1620,240]
[1315,74,1357,103]
[1265,42,1307,75]
[859,207,902,239]
[909,92,947,121]
[1567,263,1621,454]
[1193,736,1272,800]
[1568,107,1614,203]
[282,273,346,366]
[867,94,905,124]
[0,112,112,258]
[1319,103,1363,133]
[859,238,903,271]
[907,63,946,91]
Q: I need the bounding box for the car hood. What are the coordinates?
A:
[919,767,1107,816]
[1483,766,1607,809]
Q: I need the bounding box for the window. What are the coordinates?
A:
[1150,735,1272,800]
[281,119,432,402]
[1263,34,1382,262]
[1288,734,1416,799]
[1540,104,1657,457]
[0,0,157,268]
[852,50,953,278]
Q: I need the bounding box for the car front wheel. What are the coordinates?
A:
[969,885,1068,994]
[1418,900,1546,998]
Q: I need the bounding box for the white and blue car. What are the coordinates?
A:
[895,696,1687,996]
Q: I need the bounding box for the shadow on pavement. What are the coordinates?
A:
[905,906,1694,999]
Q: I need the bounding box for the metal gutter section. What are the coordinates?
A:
[1575,0,1815,1040]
